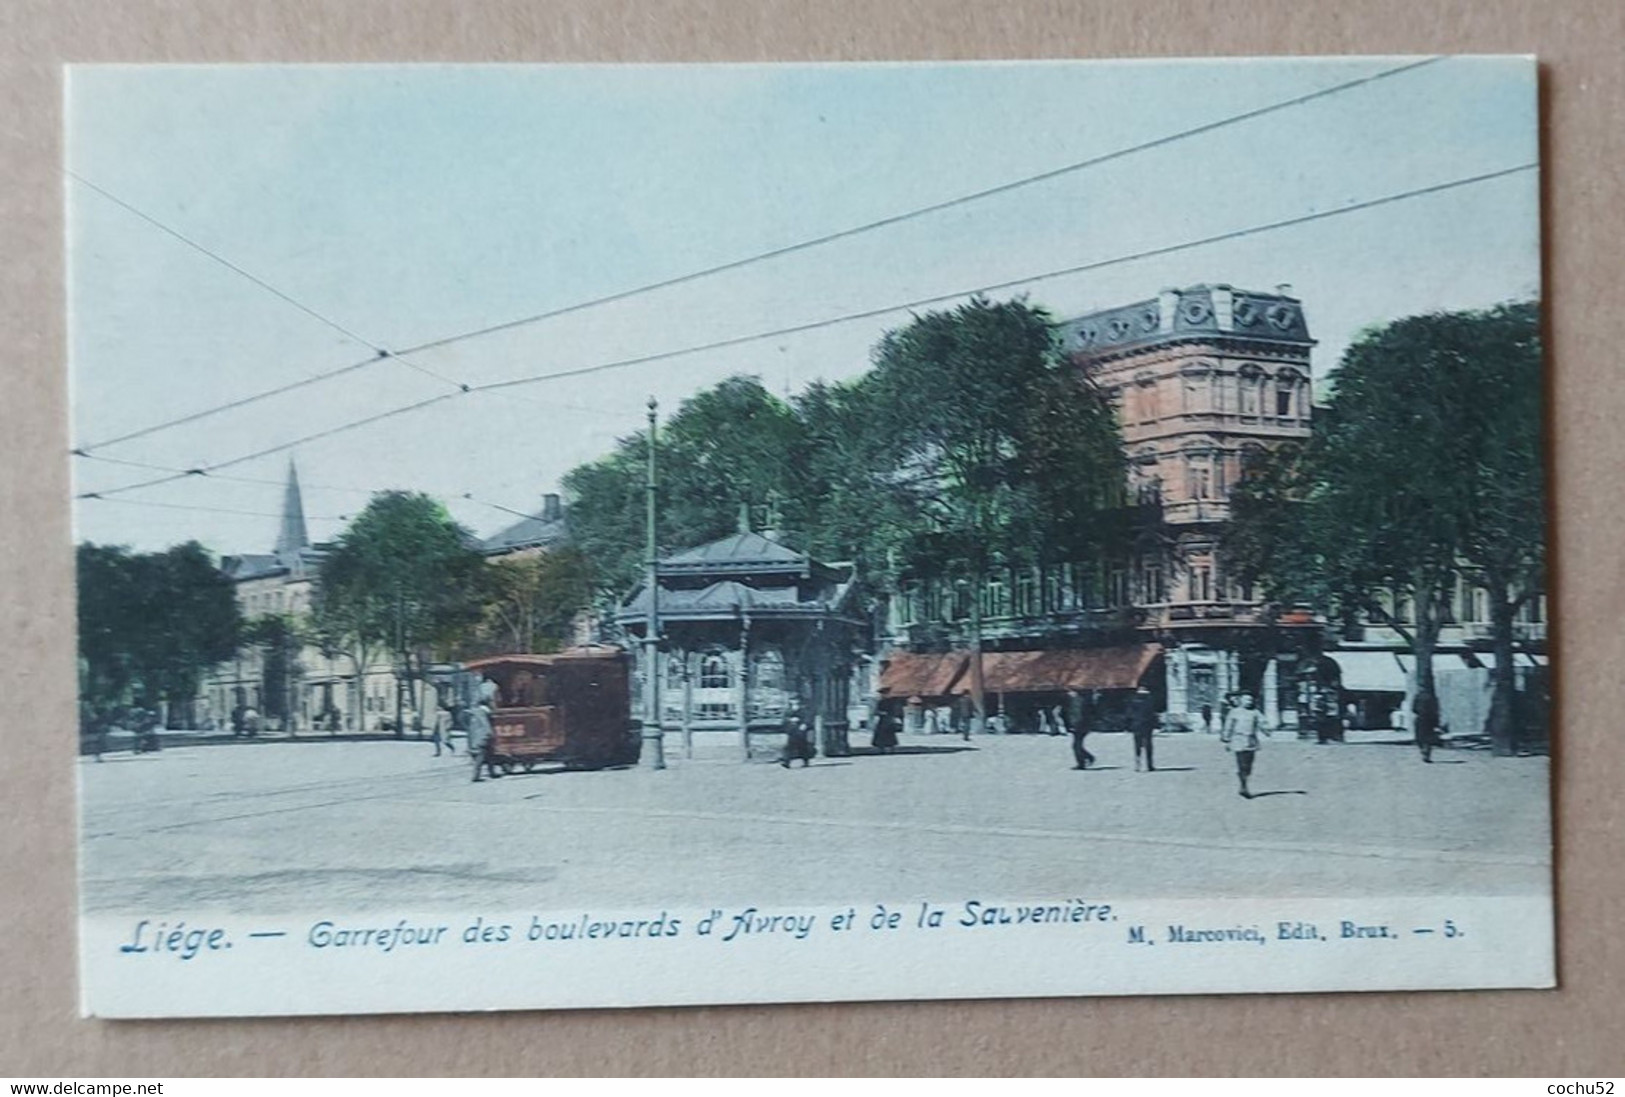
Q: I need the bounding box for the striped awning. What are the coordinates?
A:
[951,645,1162,695]
[877,652,968,699]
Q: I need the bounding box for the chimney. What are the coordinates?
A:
[1275,283,1294,298]
[1157,288,1179,333]
[1210,285,1234,332]
[542,493,561,522]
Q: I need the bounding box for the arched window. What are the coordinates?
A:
[1238,364,1265,417]
[1183,446,1215,501]
[753,649,785,692]
[699,653,732,690]
[1274,369,1303,419]
[1133,371,1160,424]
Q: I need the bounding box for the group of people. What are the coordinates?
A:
[425,681,502,782]
[862,685,1276,799]
[81,705,164,760]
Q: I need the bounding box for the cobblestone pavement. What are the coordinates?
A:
[79,730,1551,915]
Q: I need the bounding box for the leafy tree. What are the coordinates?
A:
[563,376,809,604]
[561,301,1128,646]
[790,377,918,590]
[76,541,241,724]
[864,297,1125,577]
[241,613,301,730]
[1226,302,1546,754]
[76,543,142,717]
[313,492,487,734]
[474,547,593,655]
[559,446,649,611]
[1439,302,1545,753]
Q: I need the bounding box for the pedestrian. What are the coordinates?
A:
[1130,686,1159,772]
[1063,691,1096,770]
[1201,702,1214,734]
[1413,690,1441,763]
[871,709,899,753]
[431,703,454,757]
[468,680,499,782]
[779,701,815,768]
[1221,693,1269,798]
[1319,686,1343,744]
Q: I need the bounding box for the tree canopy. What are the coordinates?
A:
[1226,301,1545,753]
[312,492,488,730]
[562,298,1127,612]
[472,547,593,656]
[76,540,241,719]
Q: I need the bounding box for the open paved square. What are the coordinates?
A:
[79,730,1551,915]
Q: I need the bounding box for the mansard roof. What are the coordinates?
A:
[1058,283,1315,359]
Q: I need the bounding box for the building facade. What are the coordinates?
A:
[882,284,1322,731]
[1062,282,1320,729]
[200,462,429,733]
[881,282,1547,738]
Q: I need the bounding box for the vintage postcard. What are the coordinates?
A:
[70,58,1549,1018]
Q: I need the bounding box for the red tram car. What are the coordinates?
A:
[464,648,639,772]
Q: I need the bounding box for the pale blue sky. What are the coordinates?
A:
[67,58,1539,552]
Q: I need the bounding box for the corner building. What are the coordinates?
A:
[880,283,1320,733]
[1062,283,1318,729]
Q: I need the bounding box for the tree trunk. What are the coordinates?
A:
[1412,579,1443,738]
[1483,573,1518,757]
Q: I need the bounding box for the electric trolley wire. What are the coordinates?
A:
[75,159,1536,504]
[77,453,531,531]
[68,173,469,436]
[72,57,1443,455]
[68,171,382,351]
[462,494,554,523]
[75,452,383,496]
[85,496,354,522]
[392,57,1445,359]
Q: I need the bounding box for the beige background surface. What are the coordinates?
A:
[2,0,1619,1076]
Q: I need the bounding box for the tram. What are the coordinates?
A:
[464,648,639,772]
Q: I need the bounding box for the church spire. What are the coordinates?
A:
[275,458,309,561]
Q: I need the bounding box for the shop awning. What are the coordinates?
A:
[878,652,968,699]
[950,644,1162,695]
[1327,651,1410,693]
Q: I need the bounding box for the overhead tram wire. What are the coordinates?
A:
[391,56,1444,359]
[73,56,1444,455]
[67,174,470,453]
[86,496,353,523]
[74,452,385,497]
[76,159,1537,504]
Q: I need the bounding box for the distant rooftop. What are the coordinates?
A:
[1058,283,1315,357]
[482,493,569,556]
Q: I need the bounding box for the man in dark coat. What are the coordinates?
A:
[1130,686,1158,772]
[1065,690,1096,770]
[780,702,815,768]
[871,709,900,753]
